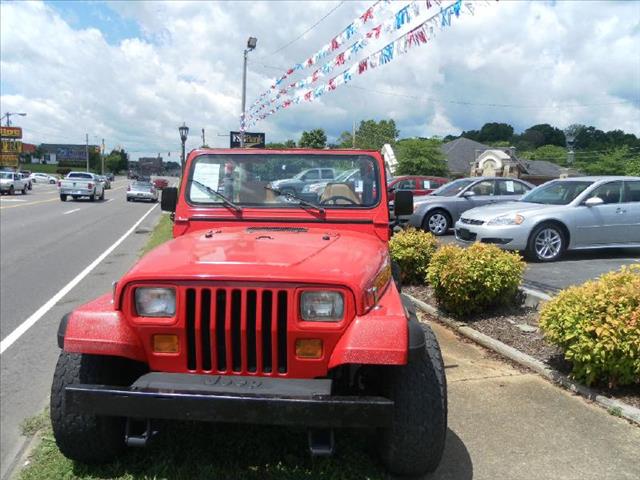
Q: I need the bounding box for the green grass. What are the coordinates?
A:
[19,164,64,174]
[20,420,385,479]
[140,214,173,256]
[20,409,50,437]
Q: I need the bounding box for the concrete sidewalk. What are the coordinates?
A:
[427,317,640,480]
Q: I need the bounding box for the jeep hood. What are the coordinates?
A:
[122,226,388,305]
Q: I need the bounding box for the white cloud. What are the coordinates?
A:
[1,0,638,160]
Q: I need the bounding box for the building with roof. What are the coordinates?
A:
[441,137,579,184]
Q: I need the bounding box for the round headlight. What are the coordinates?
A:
[135,287,176,317]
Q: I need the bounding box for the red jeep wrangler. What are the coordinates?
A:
[52,148,447,476]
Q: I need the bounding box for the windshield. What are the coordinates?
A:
[187,154,379,208]
[0,172,12,179]
[431,179,474,197]
[68,173,92,179]
[521,181,593,205]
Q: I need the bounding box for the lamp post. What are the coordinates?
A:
[179,123,189,172]
[565,132,576,166]
[2,112,27,126]
[240,36,257,148]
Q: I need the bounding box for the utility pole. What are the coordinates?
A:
[85,133,89,172]
[101,138,105,174]
[241,36,257,148]
[352,120,356,148]
[201,128,206,147]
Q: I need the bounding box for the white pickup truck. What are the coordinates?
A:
[59,171,105,202]
[0,171,29,195]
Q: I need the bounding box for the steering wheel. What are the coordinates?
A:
[320,195,359,205]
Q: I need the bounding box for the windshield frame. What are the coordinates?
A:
[184,152,383,211]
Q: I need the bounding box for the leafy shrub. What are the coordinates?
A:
[426,243,525,316]
[56,167,72,176]
[389,228,438,285]
[539,266,640,387]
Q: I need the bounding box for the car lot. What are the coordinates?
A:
[0,176,171,478]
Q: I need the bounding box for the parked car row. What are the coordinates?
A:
[400,175,640,262]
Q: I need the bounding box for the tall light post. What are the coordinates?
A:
[2,112,27,126]
[179,123,189,173]
[240,36,257,148]
[565,131,576,166]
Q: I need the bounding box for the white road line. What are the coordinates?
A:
[105,198,114,204]
[0,199,26,202]
[63,208,81,215]
[0,203,159,354]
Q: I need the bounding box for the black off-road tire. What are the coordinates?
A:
[377,322,447,476]
[51,352,133,464]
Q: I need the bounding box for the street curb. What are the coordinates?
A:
[9,430,43,480]
[405,293,640,427]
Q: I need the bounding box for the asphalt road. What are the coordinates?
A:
[0,178,164,479]
[438,234,640,294]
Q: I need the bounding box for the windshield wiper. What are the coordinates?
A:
[265,186,325,213]
[192,180,242,212]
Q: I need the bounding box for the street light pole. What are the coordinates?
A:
[179,123,189,173]
[85,133,89,172]
[2,112,27,126]
[240,36,257,148]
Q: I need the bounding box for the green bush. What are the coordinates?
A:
[539,266,640,387]
[426,243,525,316]
[389,228,438,285]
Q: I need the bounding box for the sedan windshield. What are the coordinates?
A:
[521,181,593,205]
[431,179,473,197]
[187,154,379,208]
[0,172,12,179]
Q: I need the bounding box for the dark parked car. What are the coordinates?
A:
[408,177,534,235]
[387,175,449,201]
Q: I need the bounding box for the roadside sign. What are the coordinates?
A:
[230,131,265,149]
[1,140,22,154]
[0,154,19,167]
[0,127,22,139]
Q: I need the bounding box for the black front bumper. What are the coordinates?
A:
[66,373,393,428]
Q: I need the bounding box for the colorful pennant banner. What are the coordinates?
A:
[247,0,489,127]
[249,0,439,117]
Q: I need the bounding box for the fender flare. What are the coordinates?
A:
[402,294,426,360]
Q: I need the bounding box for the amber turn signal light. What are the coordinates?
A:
[153,334,179,353]
[295,339,323,359]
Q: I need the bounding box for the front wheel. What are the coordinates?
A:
[422,209,450,236]
[100,190,105,201]
[8,185,14,195]
[527,223,565,262]
[60,194,67,202]
[377,323,447,476]
[22,185,28,194]
[51,353,130,463]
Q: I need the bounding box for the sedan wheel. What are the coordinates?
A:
[423,211,450,236]
[528,225,565,262]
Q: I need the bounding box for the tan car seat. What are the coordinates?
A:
[320,183,361,205]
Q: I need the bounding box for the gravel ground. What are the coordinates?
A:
[405,285,640,410]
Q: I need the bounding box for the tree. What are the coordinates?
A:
[395,138,448,176]
[525,144,568,165]
[576,146,633,175]
[521,124,566,148]
[266,140,296,149]
[478,122,514,143]
[105,148,129,174]
[626,156,640,176]
[353,119,399,150]
[337,131,353,148]
[298,129,327,149]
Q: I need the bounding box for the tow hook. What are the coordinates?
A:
[307,429,335,456]
[125,418,158,447]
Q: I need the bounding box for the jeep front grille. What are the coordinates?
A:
[184,287,289,375]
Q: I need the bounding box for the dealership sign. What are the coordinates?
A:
[230,131,265,149]
[0,127,22,139]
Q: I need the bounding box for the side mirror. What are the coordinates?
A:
[462,190,476,198]
[394,190,414,216]
[161,187,178,212]
[584,196,604,207]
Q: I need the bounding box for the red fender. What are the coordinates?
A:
[63,293,146,362]
[328,283,408,368]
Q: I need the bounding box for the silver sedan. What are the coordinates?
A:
[454,176,640,262]
[127,181,158,202]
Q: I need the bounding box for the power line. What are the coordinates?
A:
[266,2,345,56]
[344,85,637,110]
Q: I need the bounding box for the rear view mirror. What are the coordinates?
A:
[394,190,414,216]
[161,187,178,212]
[584,196,604,207]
